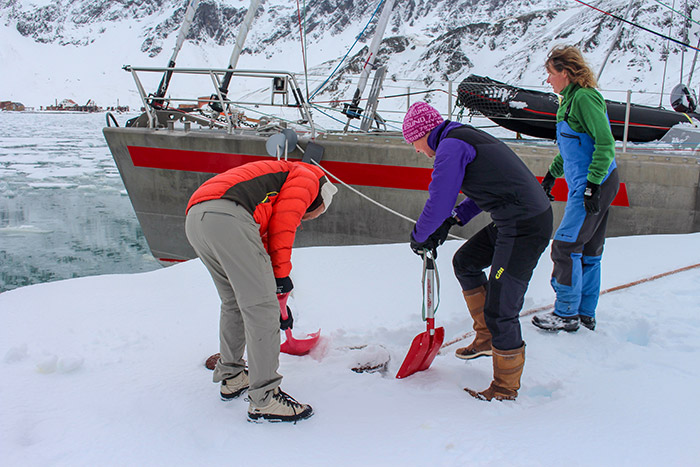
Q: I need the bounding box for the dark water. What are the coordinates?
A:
[0,112,160,293]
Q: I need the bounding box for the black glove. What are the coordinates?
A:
[429,216,458,247]
[410,231,438,258]
[583,181,601,214]
[280,306,294,330]
[275,276,293,294]
[541,171,556,201]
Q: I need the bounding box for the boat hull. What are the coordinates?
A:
[104,126,463,264]
[104,125,699,266]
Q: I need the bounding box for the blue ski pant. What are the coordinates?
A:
[551,169,620,318]
[452,207,552,350]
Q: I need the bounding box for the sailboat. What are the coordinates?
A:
[103,0,700,266]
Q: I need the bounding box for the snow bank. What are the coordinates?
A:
[1,233,699,465]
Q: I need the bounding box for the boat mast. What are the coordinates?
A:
[597,0,634,83]
[149,0,201,108]
[659,0,678,107]
[342,0,396,131]
[214,0,262,106]
[687,36,700,87]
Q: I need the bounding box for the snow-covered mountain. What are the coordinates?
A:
[2,0,700,109]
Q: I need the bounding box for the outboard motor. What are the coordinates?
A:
[670,83,697,113]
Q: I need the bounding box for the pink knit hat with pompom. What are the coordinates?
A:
[402,102,444,143]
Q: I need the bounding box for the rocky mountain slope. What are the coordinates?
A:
[2,0,699,107]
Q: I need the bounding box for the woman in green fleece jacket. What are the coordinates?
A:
[532,45,620,332]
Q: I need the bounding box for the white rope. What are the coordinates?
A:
[296,143,466,241]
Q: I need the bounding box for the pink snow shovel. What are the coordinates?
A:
[396,251,445,379]
[278,293,321,356]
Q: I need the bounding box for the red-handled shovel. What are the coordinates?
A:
[278,293,321,356]
[396,252,445,379]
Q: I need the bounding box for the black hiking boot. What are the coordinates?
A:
[579,315,596,331]
[531,311,580,332]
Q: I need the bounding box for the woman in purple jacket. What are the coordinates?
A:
[404,102,552,401]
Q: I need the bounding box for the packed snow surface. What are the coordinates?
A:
[2,233,699,465]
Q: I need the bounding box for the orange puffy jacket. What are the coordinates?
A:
[186,160,326,278]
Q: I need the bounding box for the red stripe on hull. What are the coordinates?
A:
[538,176,630,207]
[127,145,629,206]
[127,145,433,191]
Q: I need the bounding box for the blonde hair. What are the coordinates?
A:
[545,46,598,88]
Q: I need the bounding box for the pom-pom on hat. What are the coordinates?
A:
[402,102,444,143]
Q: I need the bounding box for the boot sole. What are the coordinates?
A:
[455,349,492,360]
[247,407,314,424]
[533,324,579,333]
[532,318,579,333]
[464,388,516,401]
[220,386,248,401]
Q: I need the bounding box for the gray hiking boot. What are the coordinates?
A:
[247,388,313,423]
[531,311,580,332]
[220,371,249,400]
[579,315,596,331]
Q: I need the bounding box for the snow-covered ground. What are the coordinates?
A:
[2,233,699,465]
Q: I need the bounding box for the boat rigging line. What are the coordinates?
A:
[148,0,200,108]
[342,0,396,132]
[572,0,700,52]
[309,104,367,132]
[308,0,386,102]
[659,0,677,107]
[653,0,700,28]
[597,0,635,81]
[296,143,466,242]
[310,88,455,105]
[210,0,262,112]
[296,0,310,101]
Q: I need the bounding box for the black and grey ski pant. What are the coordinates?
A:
[452,207,553,350]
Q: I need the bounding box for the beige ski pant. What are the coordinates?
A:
[185,199,281,407]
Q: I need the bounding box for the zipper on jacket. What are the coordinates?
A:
[560,132,581,145]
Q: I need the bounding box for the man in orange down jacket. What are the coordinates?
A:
[185,159,337,423]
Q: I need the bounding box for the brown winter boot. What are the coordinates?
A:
[454,286,492,360]
[464,343,525,401]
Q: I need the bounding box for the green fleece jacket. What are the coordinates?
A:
[548,83,616,185]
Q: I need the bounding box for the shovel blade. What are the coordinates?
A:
[395,326,445,379]
[417,326,444,372]
[280,329,321,356]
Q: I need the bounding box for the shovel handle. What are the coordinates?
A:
[427,317,435,335]
[278,292,290,320]
[425,256,435,320]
